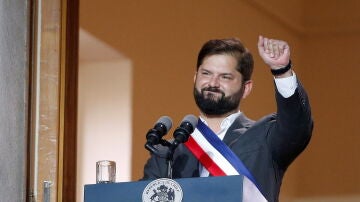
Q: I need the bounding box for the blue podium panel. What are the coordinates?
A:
[84,175,244,202]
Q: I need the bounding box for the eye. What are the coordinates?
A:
[221,75,233,80]
[200,70,211,76]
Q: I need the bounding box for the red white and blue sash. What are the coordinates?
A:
[184,119,267,202]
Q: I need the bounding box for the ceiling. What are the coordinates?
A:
[79,29,127,63]
[250,0,360,35]
[78,0,360,63]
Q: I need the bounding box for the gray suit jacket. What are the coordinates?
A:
[142,83,313,202]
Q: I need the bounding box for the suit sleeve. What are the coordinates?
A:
[267,80,313,168]
[141,146,169,180]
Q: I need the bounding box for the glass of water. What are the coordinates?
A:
[96,160,116,183]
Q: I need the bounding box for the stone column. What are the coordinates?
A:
[0,0,29,201]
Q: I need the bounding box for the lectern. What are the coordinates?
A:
[84,175,244,202]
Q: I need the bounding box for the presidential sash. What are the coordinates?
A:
[184,119,267,202]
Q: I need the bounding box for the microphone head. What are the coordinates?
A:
[172,114,198,146]
[156,116,173,132]
[181,114,198,130]
[146,116,173,146]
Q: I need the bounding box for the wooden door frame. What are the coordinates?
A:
[59,0,79,201]
[28,0,79,201]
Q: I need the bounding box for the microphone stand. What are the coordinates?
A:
[166,141,180,179]
[166,152,173,179]
[145,139,180,179]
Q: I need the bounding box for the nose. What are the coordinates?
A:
[208,76,220,88]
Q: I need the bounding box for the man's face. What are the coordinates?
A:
[194,54,248,116]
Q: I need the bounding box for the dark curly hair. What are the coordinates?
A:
[196,38,254,82]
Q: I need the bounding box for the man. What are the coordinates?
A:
[142,36,313,202]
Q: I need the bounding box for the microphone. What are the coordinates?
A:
[166,114,198,178]
[145,116,173,146]
[172,114,198,147]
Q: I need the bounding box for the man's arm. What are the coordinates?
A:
[257,36,313,168]
[271,81,313,168]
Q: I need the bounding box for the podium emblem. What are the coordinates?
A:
[142,178,183,202]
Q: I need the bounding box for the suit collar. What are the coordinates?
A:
[223,113,254,145]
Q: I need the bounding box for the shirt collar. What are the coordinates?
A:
[220,111,241,130]
[199,111,241,130]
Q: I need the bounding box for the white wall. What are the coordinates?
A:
[77,29,133,202]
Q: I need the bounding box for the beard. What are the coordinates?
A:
[193,86,244,116]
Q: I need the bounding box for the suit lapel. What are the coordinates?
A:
[223,113,254,146]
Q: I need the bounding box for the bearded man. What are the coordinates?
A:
[142,36,313,202]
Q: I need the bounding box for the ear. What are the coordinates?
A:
[193,71,198,83]
[242,80,253,99]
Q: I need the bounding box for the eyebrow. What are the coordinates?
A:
[199,68,234,76]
